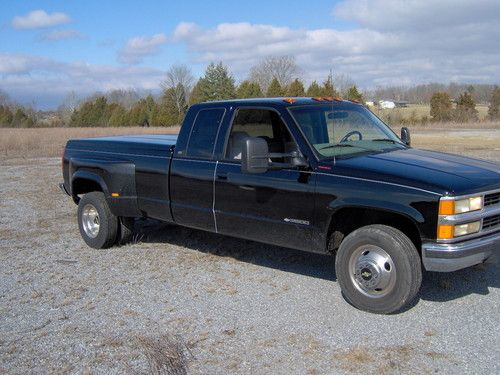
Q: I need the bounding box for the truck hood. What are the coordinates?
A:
[329,148,500,195]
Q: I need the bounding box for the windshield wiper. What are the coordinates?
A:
[319,143,355,150]
[371,138,400,144]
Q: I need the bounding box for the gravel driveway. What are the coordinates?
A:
[0,156,499,374]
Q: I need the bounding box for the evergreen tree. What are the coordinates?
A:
[135,95,157,126]
[430,92,452,121]
[306,81,323,97]
[0,105,13,127]
[189,79,206,105]
[488,86,500,120]
[12,107,34,128]
[70,96,109,127]
[108,104,128,126]
[266,78,283,97]
[236,80,263,98]
[285,79,305,97]
[345,85,364,103]
[198,62,236,102]
[321,75,339,97]
[454,91,478,122]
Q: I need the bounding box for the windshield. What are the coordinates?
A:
[289,103,406,159]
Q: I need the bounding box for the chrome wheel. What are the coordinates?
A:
[348,245,396,298]
[82,204,100,238]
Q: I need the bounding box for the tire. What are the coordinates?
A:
[335,224,422,314]
[117,217,135,245]
[77,192,118,249]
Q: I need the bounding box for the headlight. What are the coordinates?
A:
[453,221,481,237]
[439,196,483,215]
[437,221,481,240]
[437,196,484,240]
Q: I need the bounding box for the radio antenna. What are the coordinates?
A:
[330,68,335,163]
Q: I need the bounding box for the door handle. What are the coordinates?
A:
[238,185,255,191]
[216,174,228,180]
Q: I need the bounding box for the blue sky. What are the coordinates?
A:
[1,0,499,109]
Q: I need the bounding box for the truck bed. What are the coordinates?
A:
[66,134,178,157]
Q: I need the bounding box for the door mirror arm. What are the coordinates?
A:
[401,127,411,146]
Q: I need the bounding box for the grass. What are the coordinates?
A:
[1,122,499,162]
[372,103,493,125]
[135,334,189,375]
[0,126,180,159]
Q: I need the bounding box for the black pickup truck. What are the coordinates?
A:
[61,97,500,313]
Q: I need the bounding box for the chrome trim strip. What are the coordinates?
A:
[438,205,500,225]
[423,230,500,257]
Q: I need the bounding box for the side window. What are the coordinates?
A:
[186,108,225,159]
[225,108,294,161]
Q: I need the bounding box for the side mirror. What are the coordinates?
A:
[401,127,411,146]
[241,137,269,174]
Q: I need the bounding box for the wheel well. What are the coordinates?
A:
[327,207,422,254]
[72,178,103,196]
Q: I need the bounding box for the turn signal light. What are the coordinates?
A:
[437,225,454,240]
[438,200,455,215]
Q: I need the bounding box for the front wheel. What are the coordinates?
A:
[78,192,118,249]
[335,225,422,314]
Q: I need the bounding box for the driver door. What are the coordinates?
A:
[214,107,317,251]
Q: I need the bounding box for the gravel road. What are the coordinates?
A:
[0,156,499,374]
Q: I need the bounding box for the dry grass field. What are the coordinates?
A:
[0,120,499,160]
[0,126,180,159]
[372,103,491,124]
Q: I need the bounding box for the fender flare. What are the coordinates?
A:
[71,170,109,203]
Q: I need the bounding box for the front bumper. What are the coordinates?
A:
[422,231,500,272]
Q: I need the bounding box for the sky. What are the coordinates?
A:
[1,0,499,109]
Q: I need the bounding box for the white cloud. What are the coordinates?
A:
[39,29,85,42]
[11,10,71,29]
[118,33,168,64]
[333,0,500,31]
[0,53,164,108]
[171,0,500,87]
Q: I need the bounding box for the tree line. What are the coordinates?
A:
[1,56,500,127]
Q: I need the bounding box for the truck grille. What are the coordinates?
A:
[483,214,500,231]
[484,192,500,207]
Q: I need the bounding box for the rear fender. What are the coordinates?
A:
[69,157,140,217]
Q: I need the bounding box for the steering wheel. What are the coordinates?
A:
[340,130,362,143]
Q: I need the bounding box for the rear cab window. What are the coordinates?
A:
[185,108,225,159]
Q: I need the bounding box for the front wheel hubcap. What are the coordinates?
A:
[349,245,396,298]
[82,204,100,238]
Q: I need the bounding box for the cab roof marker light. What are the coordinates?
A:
[283,98,296,104]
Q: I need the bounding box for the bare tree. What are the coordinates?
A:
[161,64,194,116]
[106,89,140,109]
[249,56,301,92]
[57,91,80,125]
[332,73,355,97]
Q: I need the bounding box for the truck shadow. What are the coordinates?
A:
[135,220,336,282]
[135,220,499,305]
